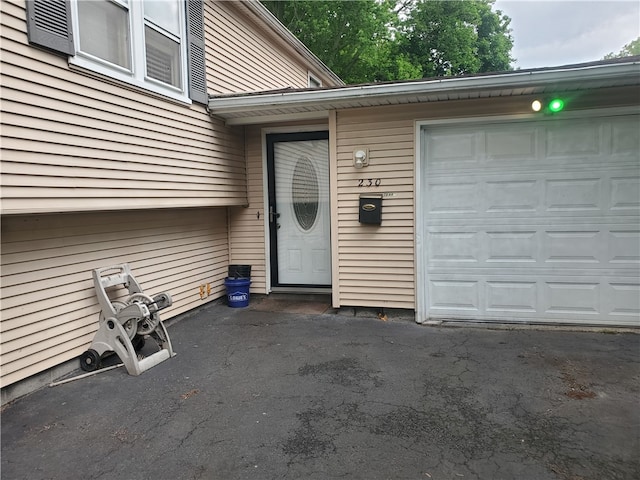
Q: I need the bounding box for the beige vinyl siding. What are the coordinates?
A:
[207,1,310,94]
[1,0,246,215]
[228,204,267,293]
[335,109,416,309]
[228,125,268,293]
[1,208,229,387]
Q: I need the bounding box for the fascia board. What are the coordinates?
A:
[224,111,329,126]
[208,61,640,115]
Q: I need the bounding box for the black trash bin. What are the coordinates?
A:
[228,264,251,279]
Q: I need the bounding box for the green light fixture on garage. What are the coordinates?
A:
[548,98,565,113]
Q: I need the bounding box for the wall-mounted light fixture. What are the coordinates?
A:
[531,97,566,114]
[353,148,369,168]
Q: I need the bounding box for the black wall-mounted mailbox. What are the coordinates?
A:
[359,194,382,224]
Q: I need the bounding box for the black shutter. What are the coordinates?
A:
[186,0,207,104]
[25,0,74,56]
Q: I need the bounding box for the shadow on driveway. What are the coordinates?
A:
[2,301,639,480]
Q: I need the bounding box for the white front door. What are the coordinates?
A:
[267,132,331,287]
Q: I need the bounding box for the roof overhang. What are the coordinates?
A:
[208,59,640,125]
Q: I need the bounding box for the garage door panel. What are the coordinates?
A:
[544,230,602,264]
[426,182,479,214]
[610,176,640,211]
[426,274,639,325]
[428,232,480,263]
[429,280,479,312]
[608,230,640,263]
[427,131,480,165]
[486,180,539,213]
[486,230,537,263]
[545,123,603,158]
[427,170,637,218]
[543,281,601,315]
[427,225,633,271]
[545,178,602,212]
[424,118,636,173]
[612,120,640,154]
[422,114,640,325]
[486,128,538,162]
[486,281,537,314]
[607,282,640,317]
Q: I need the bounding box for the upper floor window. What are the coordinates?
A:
[308,72,322,88]
[73,0,185,99]
[26,0,207,104]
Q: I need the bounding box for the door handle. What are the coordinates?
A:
[269,206,280,223]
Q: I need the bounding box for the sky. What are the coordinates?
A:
[493,0,640,69]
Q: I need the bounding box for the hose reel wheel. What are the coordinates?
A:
[126,293,160,336]
[80,349,101,372]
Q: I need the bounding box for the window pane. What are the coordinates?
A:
[145,26,181,88]
[292,156,319,231]
[143,0,180,35]
[309,76,322,88]
[77,0,130,69]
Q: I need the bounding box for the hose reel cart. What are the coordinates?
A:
[80,264,175,375]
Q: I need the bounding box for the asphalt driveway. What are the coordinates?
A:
[1,300,639,480]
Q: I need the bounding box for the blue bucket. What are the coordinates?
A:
[224,277,251,308]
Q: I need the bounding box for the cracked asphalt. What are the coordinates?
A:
[1,301,639,480]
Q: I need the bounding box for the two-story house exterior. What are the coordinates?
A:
[2,0,639,403]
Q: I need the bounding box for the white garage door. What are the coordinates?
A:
[420,113,640,326]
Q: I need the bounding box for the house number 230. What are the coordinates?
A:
[358,178,381,187]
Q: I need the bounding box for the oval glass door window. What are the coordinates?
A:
[292,156,319,231]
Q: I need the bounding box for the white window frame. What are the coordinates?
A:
[308,72,322,88]
[69,0,190,103]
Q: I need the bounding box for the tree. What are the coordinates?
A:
[261,0,514,83]
[262,0,400,84]
[604,37,640,59]
[397,0,514,78]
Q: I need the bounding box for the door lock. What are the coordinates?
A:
[269,206,280,223]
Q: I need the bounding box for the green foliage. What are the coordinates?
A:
[604,37,640,59]
[262,0,398,84]
[261,0,514,84]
